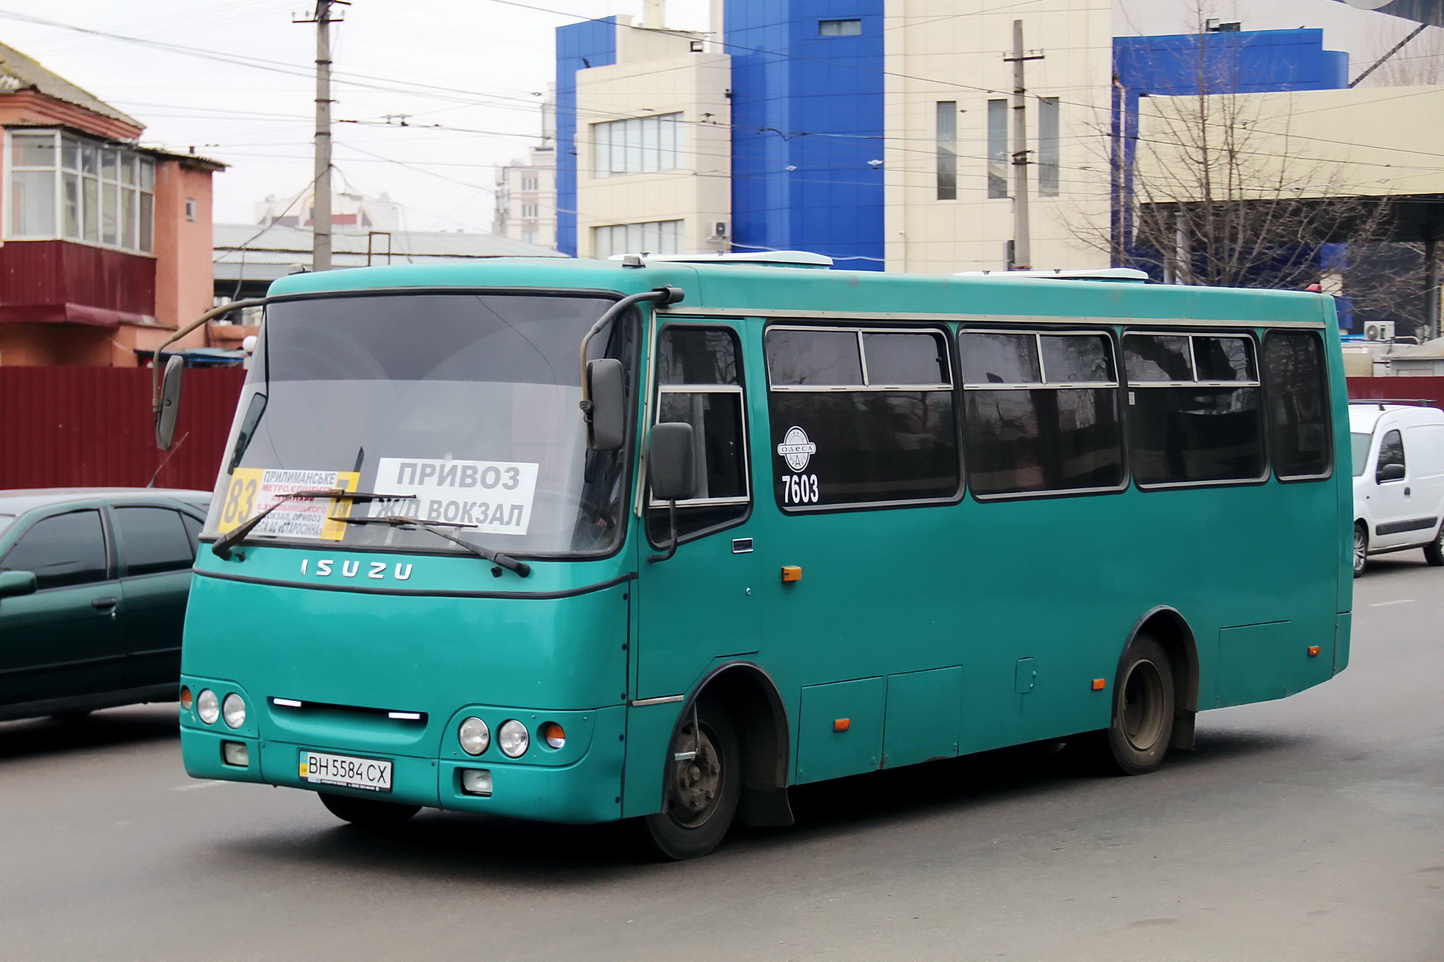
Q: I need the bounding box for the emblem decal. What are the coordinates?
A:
[776,426,818,472]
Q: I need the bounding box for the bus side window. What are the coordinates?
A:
[960,330,1124,497]
[1262,331,1332,480]
[647,326,751,543]
[1125,332,1265,486]
[765,326,959,509]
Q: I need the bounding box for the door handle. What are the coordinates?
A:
[1405,486,1412,496]
[91,597,118,612]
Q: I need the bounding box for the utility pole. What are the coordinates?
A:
[1004,20,1043,270]
[297,0,348,272]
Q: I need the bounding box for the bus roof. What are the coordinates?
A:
[266,257,1333,327]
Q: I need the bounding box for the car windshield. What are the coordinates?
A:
[205,291,636,558]
[1350,432,1371,477]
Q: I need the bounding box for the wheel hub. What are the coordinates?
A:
[670,726,721,825]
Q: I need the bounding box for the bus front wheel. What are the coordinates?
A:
[1105,635,1175,776]
[319,792,420,828]
[644,703,740,860]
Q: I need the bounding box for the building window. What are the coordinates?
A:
[7,129,155,253]
[521,203,539,218]
[819,19,862,36]
[987,100,1009,199]
[936,102,957,201]
[591,113,683,178]
[592,220,683,259]
[1037,97,1060,196]
[185,198,197,222]
[522,175,538,191]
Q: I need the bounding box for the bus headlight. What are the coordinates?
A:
[498,720,529,758]
[196,689,220,725]
[459,716,491,756]
[222,693,247,729]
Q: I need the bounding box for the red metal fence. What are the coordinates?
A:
[0,367,245,492]
[1346,376,1444,409]
[2,369,1441,494]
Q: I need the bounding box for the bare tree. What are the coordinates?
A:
[1069,3,1437,336]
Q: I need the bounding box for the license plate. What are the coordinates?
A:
[299,750,393,792]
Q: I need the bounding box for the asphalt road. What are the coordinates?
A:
[3,555,1441,962]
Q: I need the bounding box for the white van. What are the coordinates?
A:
[1350,401,1444,576]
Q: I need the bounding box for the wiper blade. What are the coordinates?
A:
[212,488,416,560]
[333,515,532,578]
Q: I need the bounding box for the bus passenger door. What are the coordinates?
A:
[635,323,762,701]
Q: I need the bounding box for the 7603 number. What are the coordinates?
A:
[782,473,819,505]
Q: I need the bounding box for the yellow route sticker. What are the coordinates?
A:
[215,468,361,541]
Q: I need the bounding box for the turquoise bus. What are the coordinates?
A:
[170,253,1351,859]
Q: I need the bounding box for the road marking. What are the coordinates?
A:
[1368,599,1414,607]
[172,780,227,791]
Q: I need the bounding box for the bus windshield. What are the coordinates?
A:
[206,291,634,558]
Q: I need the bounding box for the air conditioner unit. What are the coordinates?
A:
[1364,321,1395,341]
[709,220,729,240]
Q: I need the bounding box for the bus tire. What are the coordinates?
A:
[1424,523,1444,567]
[1354,523,1369,577]
[1105,635,1175,776]
[319,792,420,827]
[643,703,740,860]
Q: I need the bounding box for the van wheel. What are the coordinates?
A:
[1354,524,1369,577]
[1104,635,1175,776]
[1424,524,1444,567]
[319,792,420,827]
[643,703,740,860]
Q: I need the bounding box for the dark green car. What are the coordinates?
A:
[0,488,210,723]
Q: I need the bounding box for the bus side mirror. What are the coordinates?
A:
[585,359,626,451]
[155,355,185,451]
[0,570,37,601]
[650,422,697,502]
[1377,462,1406,483]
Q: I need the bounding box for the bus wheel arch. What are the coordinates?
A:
[643,662,793,860]
[1122,608,1199,755]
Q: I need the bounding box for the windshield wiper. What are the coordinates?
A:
[332,515,532,578]
[212,489,417,560]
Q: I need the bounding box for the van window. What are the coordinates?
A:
[1376,429,1405,483]
[1351,433,1372,477]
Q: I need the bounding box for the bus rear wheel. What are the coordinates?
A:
[1105,635,1175,776]
[643,703,740,860]
[319,792,420,828]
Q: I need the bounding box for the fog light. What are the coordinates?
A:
[540,722,566,750]
[222,693,247,729]
[459,716,490,756]
[498,720,529,758]
[222,741,249,767]
[196,689,220,725]
[460,769,493,796]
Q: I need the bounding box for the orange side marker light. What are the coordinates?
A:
[833,718,851,733]
[781,565,803,583]
[1092,679,1107,691]
[1307,646,1321,657]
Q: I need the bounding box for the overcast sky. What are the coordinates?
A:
[0,0,711,232]
[0,0,1430,235]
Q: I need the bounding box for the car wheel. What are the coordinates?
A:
[1354,523,1369,578]
[1424,523,1444,567]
